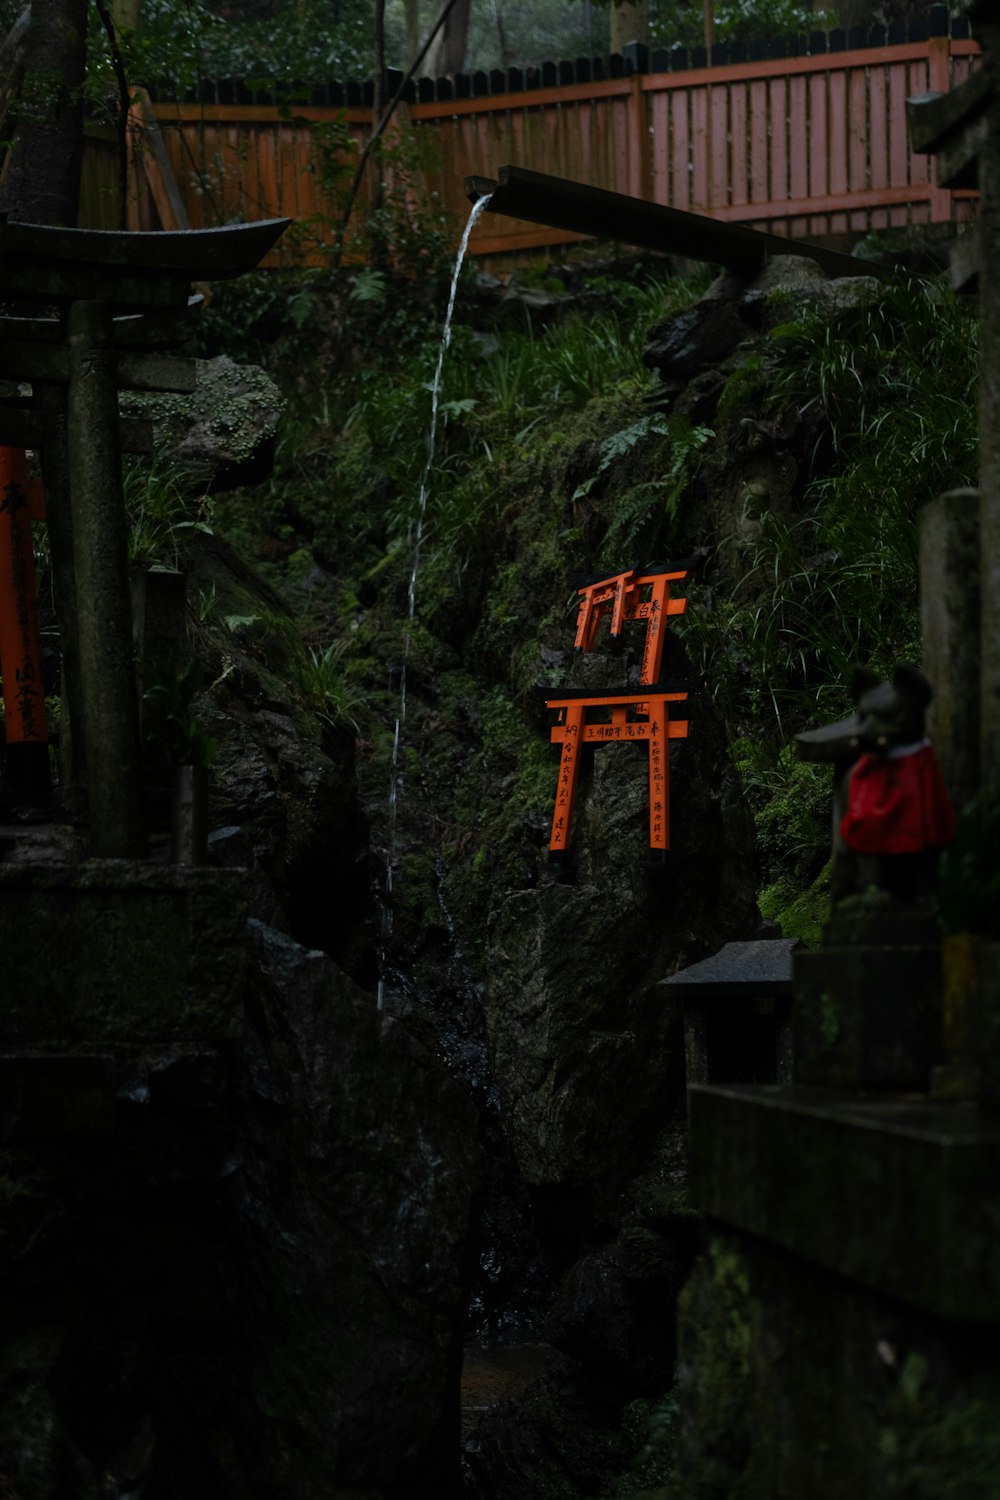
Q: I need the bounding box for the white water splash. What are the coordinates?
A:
[377,192,492,1010]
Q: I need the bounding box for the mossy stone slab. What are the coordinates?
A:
[689,1082,1000,1322]
[793,945,942,1090]
[0,862,247,1046]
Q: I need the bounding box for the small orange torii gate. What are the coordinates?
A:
[572,565,688,685]
[544,565,693,863]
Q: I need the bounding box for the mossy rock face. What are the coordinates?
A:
[483,683,757,1210]
[122,356,284,489]
[674,1230,1000,1500]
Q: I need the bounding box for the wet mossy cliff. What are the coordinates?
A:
[2,244,991,1495]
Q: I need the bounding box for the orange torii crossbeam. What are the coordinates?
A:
[573,567,688,686]
[544,689,690,859]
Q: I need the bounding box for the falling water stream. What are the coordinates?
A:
[377,192,493,1010]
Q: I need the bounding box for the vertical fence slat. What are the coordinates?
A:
[627,76,646,198]
[769,76,788,213]
[649,87,670,203]
[709,82,729,210]
[611,94,629,199]
[887,60,910,225]
[868,61,889,229]
[671,88,690,211]
[847,67,868,230]
[808,70,828,237]
[690,85,709,210]
[787,73,807,235]
[730,81,748,208]
[749,78,768,206]
[827,68,848,231]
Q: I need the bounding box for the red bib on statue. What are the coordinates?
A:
[840,743,956,855]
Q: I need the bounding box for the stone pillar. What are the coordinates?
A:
[978,78,1000,788]
[920,487,980,810]
[131,565,187,675]
[66,299,143,857]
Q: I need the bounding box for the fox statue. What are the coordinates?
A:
[797,664,956,904]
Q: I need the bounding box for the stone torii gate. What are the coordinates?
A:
[0,215,288,857]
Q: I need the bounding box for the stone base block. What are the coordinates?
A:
[689,1082,1000,1323]
[793,945,941,1090]
[0,862,248,1046]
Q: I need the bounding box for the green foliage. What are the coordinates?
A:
[880,1351,1000,1500]
[123,452,214,568]
[294,640,365,732]
[140,660,217,767]
[607,1391,679,1497]
[771,280,978,515]
[687,281,975,741]
[116,0,371,97]
[584,414,714,565]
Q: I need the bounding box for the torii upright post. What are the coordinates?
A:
[67,299,143,857]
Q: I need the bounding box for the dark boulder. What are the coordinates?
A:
[546,1224,698,1394]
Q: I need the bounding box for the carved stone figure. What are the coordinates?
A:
[797,664,957,905]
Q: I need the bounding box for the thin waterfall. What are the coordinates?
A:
[377,192,493,1010]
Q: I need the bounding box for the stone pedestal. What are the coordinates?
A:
[681,1081,1000,1496]
[689,1082,1000,1321]
[793,945,942,1092]
[0,861,247,1047]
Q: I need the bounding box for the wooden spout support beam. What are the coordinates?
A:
[466,166,898,282]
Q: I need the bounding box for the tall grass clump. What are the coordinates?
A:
[695,278,978,740]
[679,277,977,937]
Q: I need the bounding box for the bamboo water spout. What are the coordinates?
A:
[465,165,898,282]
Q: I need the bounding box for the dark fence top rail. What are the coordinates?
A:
[146,2,971,110]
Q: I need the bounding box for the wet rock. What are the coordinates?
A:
[483,678,758,1221]
[644,299,747,382]
[226,922,482,1498]
[463,1350,631,1500]
[743,254,884,328]
[178,531,376,972]
[0,921,481,1500]
[546,1224,698,1394]
[485,877,685,1204]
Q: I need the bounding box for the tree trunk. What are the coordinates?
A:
[0,0,87,225]
[0,5,30,133]
[425,0,469,78]
[404,0,421,70]
[110,0,139,32]
[610,0,649,54]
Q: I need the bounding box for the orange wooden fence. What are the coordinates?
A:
[102,31,981,266]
